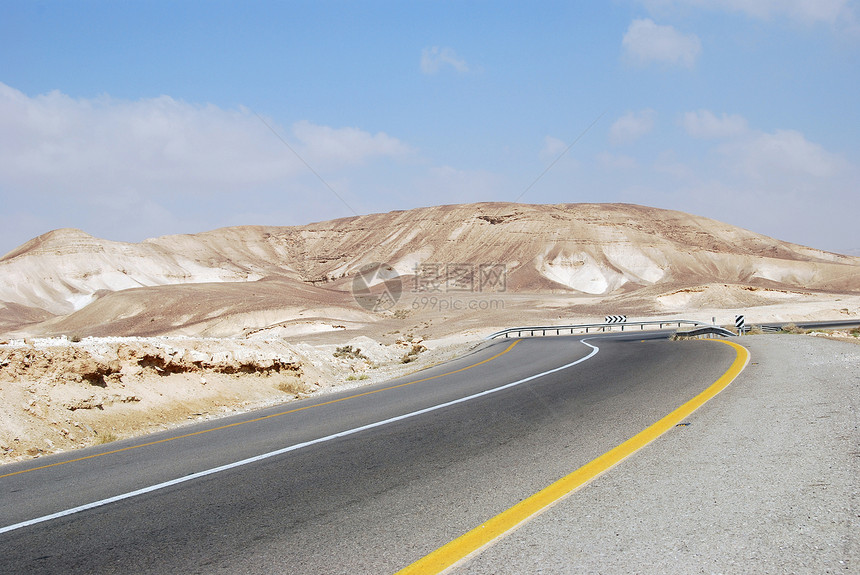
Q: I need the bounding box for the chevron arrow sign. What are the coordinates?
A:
[605,315,627,323]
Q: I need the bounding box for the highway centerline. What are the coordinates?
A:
[394,338,749,575]
[0,340,600,535]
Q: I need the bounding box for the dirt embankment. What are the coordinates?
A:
[0,334,461,463]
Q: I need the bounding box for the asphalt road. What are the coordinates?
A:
[0,333,738,574]
[455,334,860,574]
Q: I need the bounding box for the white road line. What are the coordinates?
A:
[1,340,599,535]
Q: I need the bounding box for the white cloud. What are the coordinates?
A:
[292,121,410,167]
[539,136,568,162]
[732,129,845,179]
[588,111,856,251]
[609,109,656,146]
[682,110,748,139]
[0,82,420,253]
[0,82,410,200]
[420,46,470,75]
[622,19,701,68]
[642,0,851,24]
[679,110,843,179]
[738,0,848,22]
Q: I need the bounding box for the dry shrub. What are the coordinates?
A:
[400,342,426,363]
[96,430,118,444]
[333,346,368,361]
[276,375,306,395]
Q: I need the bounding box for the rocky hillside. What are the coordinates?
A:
[1,202,858,336]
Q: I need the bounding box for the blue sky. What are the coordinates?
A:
[1,0,858,255]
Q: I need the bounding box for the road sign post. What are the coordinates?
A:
[735,314,745,335]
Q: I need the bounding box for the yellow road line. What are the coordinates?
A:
[0,340,521,480]
[395,339,750,575]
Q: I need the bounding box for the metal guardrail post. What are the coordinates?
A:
[484,319,715,340]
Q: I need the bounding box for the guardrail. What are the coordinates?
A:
[674,326,737,338]
[485,320,722,340]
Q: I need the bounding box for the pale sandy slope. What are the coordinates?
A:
[1,202,858,339]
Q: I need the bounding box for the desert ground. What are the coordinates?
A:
[1,202,858,462]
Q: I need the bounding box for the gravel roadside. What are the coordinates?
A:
[456,334,860,574]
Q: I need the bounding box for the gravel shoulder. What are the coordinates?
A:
[457,334,860,574]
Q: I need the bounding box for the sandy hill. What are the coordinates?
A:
[1,203,858,338]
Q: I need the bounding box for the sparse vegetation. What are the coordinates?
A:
[400,342,426,364]
[276,376,306,394]
[346,373,369,381]
[393,309,410,319]
[851,327,860,337]
[333,345,368,361]
[69,333,82,343]
[781,323,807,334]
[96,430,118,444]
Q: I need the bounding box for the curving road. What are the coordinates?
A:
[0,333,741,574]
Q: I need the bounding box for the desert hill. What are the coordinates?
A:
[1,202,858,338]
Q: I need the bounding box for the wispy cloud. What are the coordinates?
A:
[539,136,568,163]
[609,109,656,145]
[641,0,852,25]
[730,129,846,179]
[682,110,748,139]
[679,108,845,179]
[420,46,470,75]
[292,120,410,168]
[622,19,701,67]
[0,82,418,251]
[0,82,410,200]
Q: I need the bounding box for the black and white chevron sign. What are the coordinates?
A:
[735,315,745,329]
[605,315,627,324]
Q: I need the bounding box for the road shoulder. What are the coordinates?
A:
[457,334,860,574]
